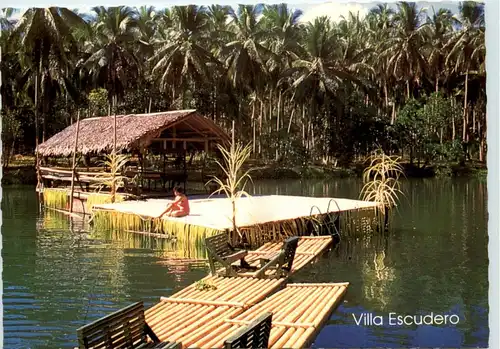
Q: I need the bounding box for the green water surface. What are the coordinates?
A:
[2,178,489,348]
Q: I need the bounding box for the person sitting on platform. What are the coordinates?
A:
[158,186,190,218]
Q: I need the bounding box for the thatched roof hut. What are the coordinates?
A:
[36,110,230,157]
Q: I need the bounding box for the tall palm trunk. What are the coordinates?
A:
[259,98,263,154]
[287,105,295,134]
[452,97,456,140]
[252,100,256,154]
[384,81,389,109]
[479,119,485,162]
[269,89,273,135]
[463,70,469,142]
[391,103,396,125]
[275,90,282,160]
[302,104,306,149]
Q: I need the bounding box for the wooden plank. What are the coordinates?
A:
[159,297,245,308]
[286,282,349,287]
[224,319,315,329]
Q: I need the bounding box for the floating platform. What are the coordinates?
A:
[224,236,333,277]
[145,276,286,347]
[145,280,348,348]
[91,195,384,247]
[144,235,339,348]
[222,283,348,348]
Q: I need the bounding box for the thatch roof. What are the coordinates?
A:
[36,110,229,157]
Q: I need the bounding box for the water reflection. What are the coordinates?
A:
[2,177,489,348]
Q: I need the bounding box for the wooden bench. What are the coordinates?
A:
[205,233,252,277]
[76,301,181,349]
[239,236,300,279]
[224,312,273,349]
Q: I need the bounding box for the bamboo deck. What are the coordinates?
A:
[145,281,348,348]
[95,195,380,229]
[91,195,384,245]
[144,236,339,348]
[224,236,333,277]
[144,276,286,348]
[221,283,349,349]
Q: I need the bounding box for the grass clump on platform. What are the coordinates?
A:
[92,153,130,203]
[360,149,404,212]
[195,280,217,291]
[43,188,69,209]
[207,139,254,239]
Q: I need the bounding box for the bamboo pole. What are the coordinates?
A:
[159,297,245,308]
[69,110,81,213]
[286,282,349,287]
[112,107,117,203]
[225,318,314,329]
[197,324,235,348]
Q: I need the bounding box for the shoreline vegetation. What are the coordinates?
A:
[1,2,486,181]
[2,157,487,186]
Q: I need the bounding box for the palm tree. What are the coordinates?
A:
[381,2,428,101]
[222,5,269,140]
[136,6,159,58]
[366,4,396,120]
[151,5,217,109]
[82,6,140,111]
[261,4,303,159]
[424,7,455,93]
[285,17,341,153]
[12,7,86,144]
[445,1,485,143]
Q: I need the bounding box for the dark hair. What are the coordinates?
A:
[173,186,184,194]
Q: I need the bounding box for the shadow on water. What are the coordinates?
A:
[2,178,489,348]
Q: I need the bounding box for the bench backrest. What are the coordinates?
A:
[205,233,234,259]
[281,236,299,272]
[76,301,148,349]
[224,312,273,349]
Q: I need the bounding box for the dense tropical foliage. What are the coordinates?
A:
[1,2,486,168]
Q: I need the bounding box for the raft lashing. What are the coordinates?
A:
[91,195,386,247]
[144,279,348,349]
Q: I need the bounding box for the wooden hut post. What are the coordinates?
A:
[111,112,117,203]
[69,110,81,213]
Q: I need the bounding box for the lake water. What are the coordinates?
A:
[2,178,489,348]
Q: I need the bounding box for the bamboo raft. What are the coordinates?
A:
[144,236,338,348]
[224,236,333,277]
[145,281,348,348]
[91,195,385,246]
[145,277,286,348]
[221,283,349,349]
